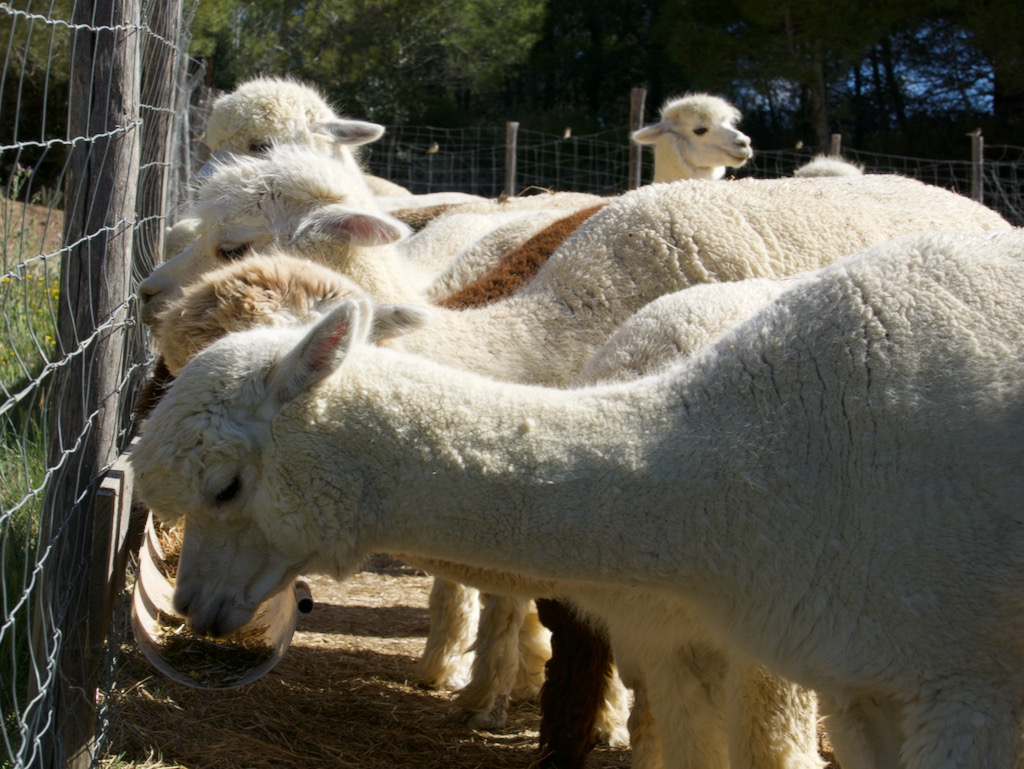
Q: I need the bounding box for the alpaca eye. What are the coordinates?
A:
[214,477,240,506]
[248,142,271,155]
[693,127,709,136]
[217,243,250,261]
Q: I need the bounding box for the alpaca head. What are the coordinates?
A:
[632,93,753,181]
[133,298,425,636]
[151,250,427,375]
[793,154,865,178]
[137,145,412,326]
[202,76,385,166]
[163,217,202,261]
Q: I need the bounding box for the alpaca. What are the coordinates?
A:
[150,250,425,377]
[432,204,607,308]
[138,160,1009,355]
[201,75,409,197]
[145,247,623,753]
[566,275,813,769]
[141,146,604,326]
[132,227,1024,769]
[631,94,753,181]
[135,162,1009,732]
[793,154,865,177]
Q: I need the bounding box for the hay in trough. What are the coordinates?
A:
[103,559,633,769]
[145,521,277,688]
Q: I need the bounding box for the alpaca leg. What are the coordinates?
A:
[512,600,552,700]
[817,695,900,769]
[824,684,1022,769]
[632,642,729,769]
[627,678,665,769]
[725,662,823,769]
[452,593,534,729]
[596,664,631,748]
[415,577,478,690]
[535,597,616,769]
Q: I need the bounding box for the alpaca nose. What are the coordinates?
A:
[137,283,162,325]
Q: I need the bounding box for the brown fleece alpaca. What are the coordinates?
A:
[438,204,606,310]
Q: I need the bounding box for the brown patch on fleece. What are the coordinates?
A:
[151,251,370,377]
[535,598,613,769]
[436,204,606,310]
[389,204,458,232]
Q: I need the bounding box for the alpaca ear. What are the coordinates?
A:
[295,204,412,247]
[266,298,374,406]
[631,122,671,144]
[314,119,386,147]
[368,304,433,343]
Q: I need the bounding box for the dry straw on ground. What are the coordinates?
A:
[103,558,632,769]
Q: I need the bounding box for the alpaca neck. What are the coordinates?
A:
[289,348,736,592]
[324,241,428,306]
[652,141,721,181]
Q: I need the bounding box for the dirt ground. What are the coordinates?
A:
[104,557,634,769]
[1,199,64,258]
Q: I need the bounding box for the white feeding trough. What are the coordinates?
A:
[131,513,312,689]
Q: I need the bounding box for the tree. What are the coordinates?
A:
[189,0,545,124]
[944,0,1024,141]
[509,0,679,131]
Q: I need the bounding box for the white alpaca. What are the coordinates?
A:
[147,250,608,742]
[631,94,753,181]
[141,146,601,325]
[793,154,865,178]
[132,228,1024,769]
[411,275,823,769]
[569,276,813,769]
[202,76,410,197]
[136,167,1009,729]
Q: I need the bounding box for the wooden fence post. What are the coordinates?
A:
[504,121,519,197]
[33,0,142,765]
[969,129,984,204]
[628,87,647,189]
[830,133,842,156]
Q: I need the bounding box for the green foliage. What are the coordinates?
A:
[0,167,58,756]
[191,0,546,124]
[186,0,1023,155]
[0,1,72,190]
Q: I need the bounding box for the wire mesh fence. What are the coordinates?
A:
[360,122,1023,225]
[0,0,193,766]
[0,5,1023,765]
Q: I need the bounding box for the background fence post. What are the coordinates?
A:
[830,133,842,156]
[969,129,984,203]
[137,0,185,276]
[628,87,647,189]
[32,0,142,765]
[504,121,519,197]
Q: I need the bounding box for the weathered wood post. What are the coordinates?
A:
[504,121,519,197]
[32,0,142,765]
[628,87,647,189]
[830,133,842,156]
[968,128,984,204]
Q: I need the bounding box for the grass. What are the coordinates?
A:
[0,169,63,763]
